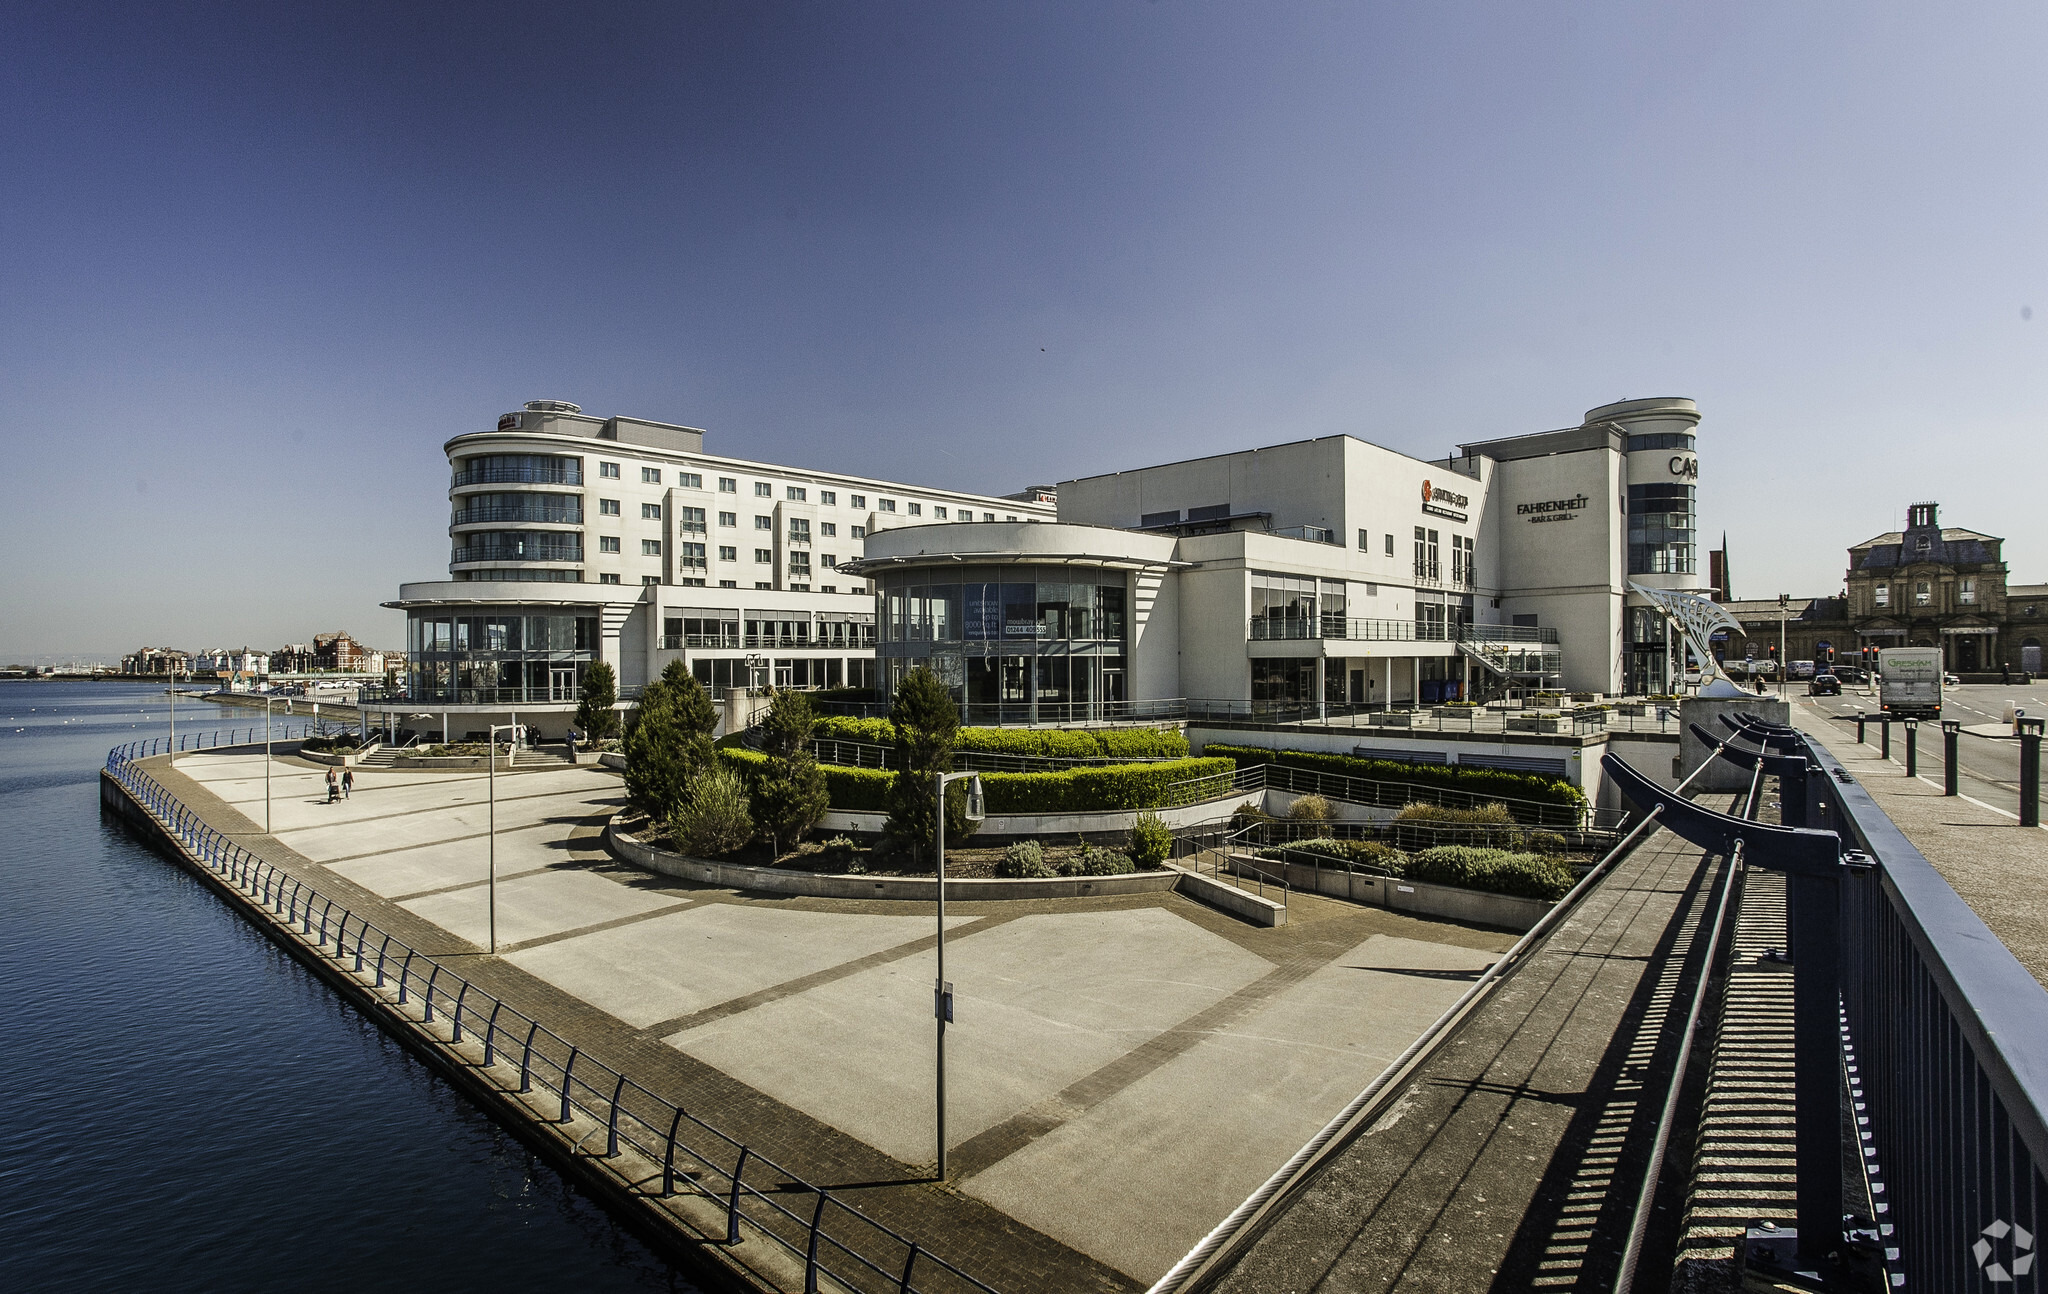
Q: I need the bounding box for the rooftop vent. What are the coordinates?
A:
[524,400,582,414]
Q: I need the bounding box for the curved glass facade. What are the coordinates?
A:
[875,565,1128,723]
[407,610,599,705]
[452,531,583,564]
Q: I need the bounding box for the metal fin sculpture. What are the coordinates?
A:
[1628,581,1747,697]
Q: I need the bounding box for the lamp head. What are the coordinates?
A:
[963,773,986,823]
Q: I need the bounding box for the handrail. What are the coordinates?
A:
[103,737,1002,1294]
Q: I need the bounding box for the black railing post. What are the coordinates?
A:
[1942,721,1960,796]
[606,1072,626,1156]
[725,1147,751,1245]
[804,1190,829,1293]
[2021,720,2042,828]
[519,1021,539,1093]
[1880,717,1891,760]
[559,1047,578,1122]
[1787,869,1845,1267]
[1903,721,1918,778]
[662,1106,684,1196]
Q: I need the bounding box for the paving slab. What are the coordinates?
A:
[962,932,1496,1282]
[509,904,971,1030]
[666,908,1276,1164]
[401,866,688,948]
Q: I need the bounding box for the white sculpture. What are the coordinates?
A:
[1628,582,1748,697]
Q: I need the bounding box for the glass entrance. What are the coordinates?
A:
[550,667,576,702]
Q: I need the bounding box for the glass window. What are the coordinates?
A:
[600,462,620,479]
[1960,577,1976,604]
[599,536,620,553]
[600,572,621,584]
[599,498,620,516]
[787,486,807,501]
[789,517,811,543]
[821,554,836,568]
[820,522,836,537]
[642,539,662,556]
[820,490,836,505]
[1385,533,1394,556]
[1875,584,1889,607]
[641,502,662,520]
[719,511,736,527]
[680,542,706,570]
[908,502,921,516]
[680,472,702,489]
[850,494,866,509]
[754,482,772,497]
[852,525,867,539]
[641,467,662,484]
[719,545,737,561]
[718,477,737,493]
[679,506,706,532]
[755,548,772,563]
[935,506,948,519]
[1627,483,1697,576]
[755,515,772,530]
[1915,581,1931,605]
[879,498,897,513]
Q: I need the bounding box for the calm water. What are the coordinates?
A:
[0,681,698,1292]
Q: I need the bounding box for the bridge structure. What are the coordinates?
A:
[1158,711,2048,1294]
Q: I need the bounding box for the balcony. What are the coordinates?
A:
[452,463,582,488]
[1248,617,1559,646]
[451,499,584,527]
[452,534,585,564]
[1270,524,1337,545]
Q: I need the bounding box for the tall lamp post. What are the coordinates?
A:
[484,722,519,954]
[263,694,274,834]
[1779,593,1790,700]
[932,770,985,1181]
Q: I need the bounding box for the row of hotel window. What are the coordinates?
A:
[1345,528,1477,584]
[456,454,1021,520]
[592,504,863,543]
[1873,580,1973,606]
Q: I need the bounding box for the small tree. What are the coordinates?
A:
[672,762,754,857]
[884,666,976,864]
[575,661,620,743]
[662,659,719,744]
[753,689,829,858]
[1128,812,1173,868]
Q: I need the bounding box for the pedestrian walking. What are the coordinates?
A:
[2003,663,2012,686]
[341,768,353,799]
[325,767,339,803]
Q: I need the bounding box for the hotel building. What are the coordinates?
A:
[367,396,1704,737]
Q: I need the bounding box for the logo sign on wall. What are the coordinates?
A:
[1420,478,1470,523]
[497,412,524,431]
[1518,493,1590,524]
[1669,455,1699,478]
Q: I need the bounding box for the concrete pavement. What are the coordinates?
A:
[160,748,1517,1288]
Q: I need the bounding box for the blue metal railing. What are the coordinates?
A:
[1803,728,2048,1291]
[102,735,1000,1294]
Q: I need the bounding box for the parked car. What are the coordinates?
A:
[1832,665,1869,684]
[1944,672,1961,687]
[1809,673,1842,696]
[1790,660,1816,680]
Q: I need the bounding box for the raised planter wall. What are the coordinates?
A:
[1227,852,1552,931]
[607,818,1179,902]
[816,788,1245,840]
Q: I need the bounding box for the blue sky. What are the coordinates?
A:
[4,2,2043,658]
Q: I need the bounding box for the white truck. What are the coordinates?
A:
[1878,646,1944,719]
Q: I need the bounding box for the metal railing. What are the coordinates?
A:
[451,499,584,526]
[453,536,585,564]
[103,738,1003,1294]
[1245,618,1559,645]
[1804,728,2048,1291]
[1167,825,1292,906]
[452,463,582,487]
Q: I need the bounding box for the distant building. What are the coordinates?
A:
[1717,502,2045,675]
[193,647,271,676]
[121,647,191,676]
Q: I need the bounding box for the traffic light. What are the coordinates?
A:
[1768,644,1778,659]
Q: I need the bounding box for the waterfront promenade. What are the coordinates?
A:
[134,747,1518,1290]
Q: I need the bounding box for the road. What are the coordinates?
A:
[1779,680,2046,822]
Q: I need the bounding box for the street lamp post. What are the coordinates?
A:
[264,694,273,834]
[1779,593,1790,700]
[932,770,985,1180]
[485,721,519,955]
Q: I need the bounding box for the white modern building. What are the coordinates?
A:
[367,401,1055,739]
[366,396,1703,737]
[847,398,1706,719]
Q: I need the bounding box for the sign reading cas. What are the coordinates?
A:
[1669,455,1698,478]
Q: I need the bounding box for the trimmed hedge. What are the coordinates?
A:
[1256,839,1573,901]
[720,748,893,812]
[811,717,1187,760]
[722,749,1233,814]
[1205,744,1585,814]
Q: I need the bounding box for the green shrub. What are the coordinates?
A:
[1405,846,1574,901]
[1256,838,1409,873]
[720,748,892,813]
[723,752,1232,815]
[1390,801,1522,850]
[1205,744,1585,818]
[997,840,1055,878]
[671,763,754,858]
[1063,845,1136,877]
[1529,830,1568,855]
[1127,812,1173,868]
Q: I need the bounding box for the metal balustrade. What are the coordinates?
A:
[102,735,1001,1294]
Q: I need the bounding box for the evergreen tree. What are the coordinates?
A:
[622,678,689,819]
[884,666,976,863]
[753,688,828,857]
[574,661,620,743]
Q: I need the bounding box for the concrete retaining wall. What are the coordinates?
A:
[816,789,1245,840]
[1167,864,1286,927]
[1225,852,1552,931]
[607,819,1180,902]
